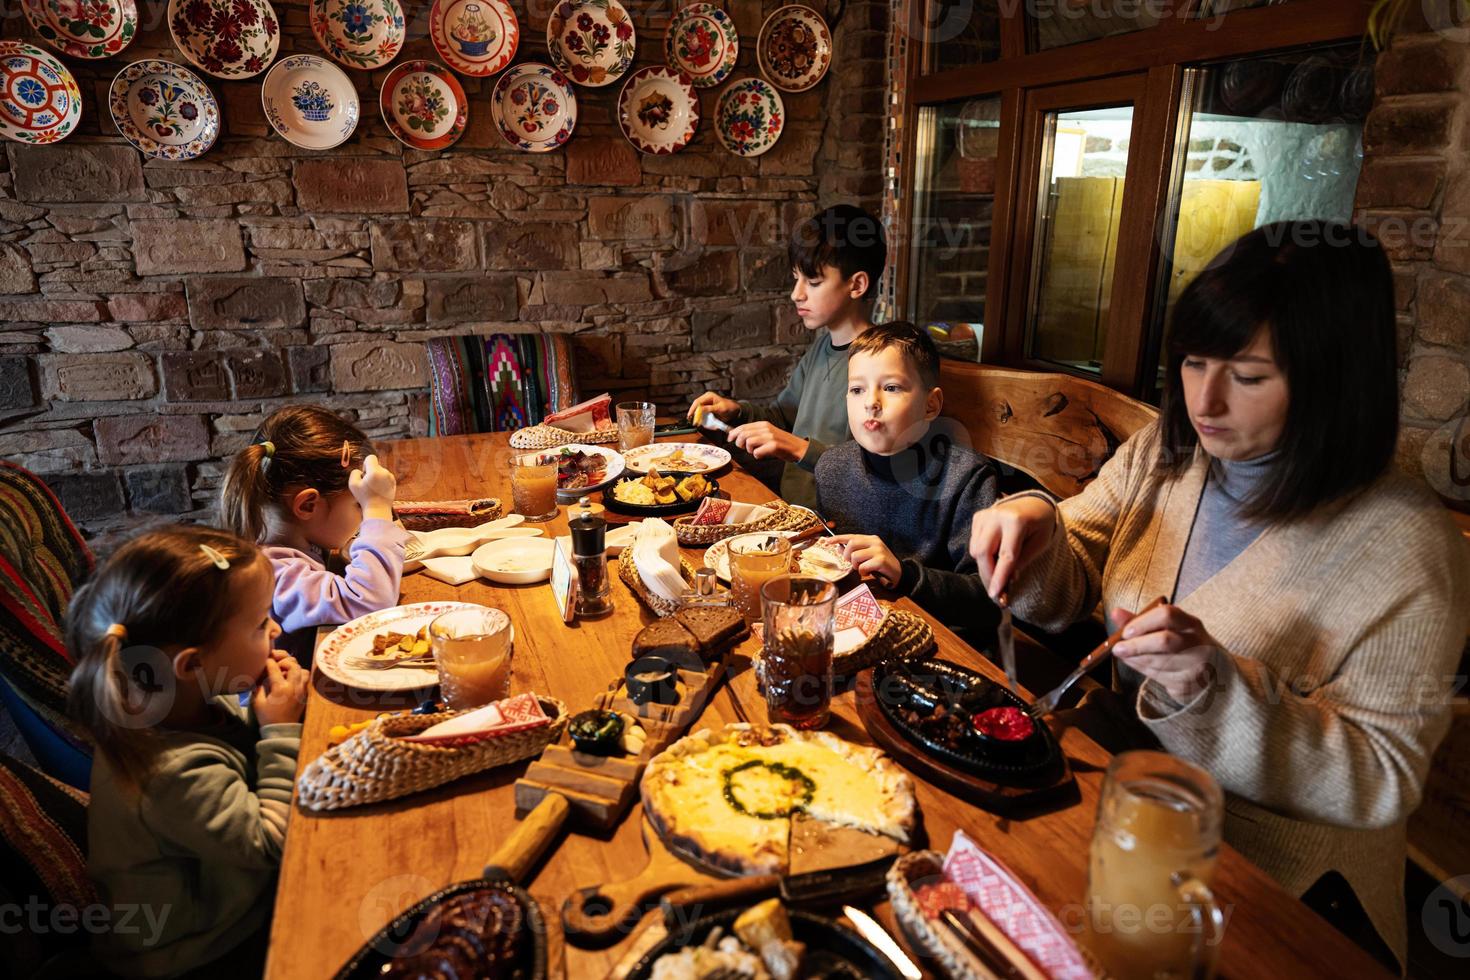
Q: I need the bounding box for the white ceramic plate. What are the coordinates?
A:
[472,537,557,584]
[261,54,359,150]
[429,0,519,77]
[380,59,469,151]
[110,60,219,161]
[621,441,732,475]
[315,600,480,693]
[703,530,850,583]
[0,41,82,145]
[547,0,635,88]
[310,0,405,70]
[167,0,279,80]
[756,4,832,93]
[618,65,698,155]
[22,0,137,60]
[533,443,625,501]
[491,61,577,152]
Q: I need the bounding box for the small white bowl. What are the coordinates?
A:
[471,537,556,584]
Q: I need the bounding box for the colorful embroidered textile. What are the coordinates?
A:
[426,334,580,436]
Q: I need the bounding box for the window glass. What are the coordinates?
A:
[1032,0,1163,52]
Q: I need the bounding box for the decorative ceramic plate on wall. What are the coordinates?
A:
[617,65,698,155]
[21,0,137,60]
[310,0,405,70]
[167,0,279,79]
[262,54,360,151]
[0,41,82,145]
[380,60,469,151]
[491,62,577,153]
[110,59,219,160]
[429,0,518,77]
[715,76,784,157]
[664,2,738,90]
[547,0,635,88]
[757,4,831,92]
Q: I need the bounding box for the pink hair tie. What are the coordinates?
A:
[104,623,128,641]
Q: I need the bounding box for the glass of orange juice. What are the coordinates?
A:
[616,401,655,452]
[511,452,558,521]
[727,533,793,626]
[430,607,514,711]
[1085,750,1225,980]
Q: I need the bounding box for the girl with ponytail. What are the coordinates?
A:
[220,405,408,656]
[65,525,308,976]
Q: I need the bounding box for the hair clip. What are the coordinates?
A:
[105,623,128,641]
[199,544,230,570]
[258,440,275,459]
[341,439,353,469]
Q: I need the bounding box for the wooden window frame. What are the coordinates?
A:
[896,0,1371,397]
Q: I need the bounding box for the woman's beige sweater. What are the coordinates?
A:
[1009,422,1470,967]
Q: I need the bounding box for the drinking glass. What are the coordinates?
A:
[1085,750,1225,980]
[727,533,793,626]
[616,401,655,452]
[759,575,837,730]
[511,452,558,521]
[430,607,514,711]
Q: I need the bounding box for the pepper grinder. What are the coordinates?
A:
[569,496,612,617]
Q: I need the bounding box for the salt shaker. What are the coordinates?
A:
[682,566,732,608]
[569,496,612,617]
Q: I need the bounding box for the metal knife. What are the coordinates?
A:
[997,591,1017,694]
[842,905,923,980]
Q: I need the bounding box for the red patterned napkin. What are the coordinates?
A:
[543,393,612,432]
[942,830,1093,979]
[402,693,551,746]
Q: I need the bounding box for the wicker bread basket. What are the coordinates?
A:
[296,695,567,811]
[617,551,699,617]
[672,498,821,547]
[509,424,620,451]
[394,498,503,532]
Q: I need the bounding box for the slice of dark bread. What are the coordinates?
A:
[631,617,699,661]
[675,606,749,656]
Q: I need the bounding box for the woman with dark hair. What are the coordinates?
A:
[970,221,1470,971]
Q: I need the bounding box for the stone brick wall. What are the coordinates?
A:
[0,0,890,536]
[1354,18,1470,513]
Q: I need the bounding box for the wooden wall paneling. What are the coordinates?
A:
[979,88,1025,364]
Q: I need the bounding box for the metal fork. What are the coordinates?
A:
[342,654,436,671]
[699,968,755,980]
[1026,595,1168,719]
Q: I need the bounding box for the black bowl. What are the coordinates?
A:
[333,879,546,980]
[624,907,903,980]
[600,471,723,517]
[871,658,1063,784]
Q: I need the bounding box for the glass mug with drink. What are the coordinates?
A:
[759,575,837,730]
[1085,750,1225,980]
[511,452,558,521]
[617,401,655,452]
[430,606,514,711]
[727,533,793,625]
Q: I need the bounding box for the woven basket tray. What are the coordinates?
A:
[394,498,503,532]
[509,424,620,450]
[617,550,698,617]
[296,695,567,811]
[672,499,821,547]
[887,850,1110,980]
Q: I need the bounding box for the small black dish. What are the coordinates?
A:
[625,656,680,706]
[333,879,545,980]
[600,471,723,518]
[567,709,626,756]
[624,907,902,980]
[872,658,1063,783]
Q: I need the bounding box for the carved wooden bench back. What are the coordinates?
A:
[938,361,1159,499]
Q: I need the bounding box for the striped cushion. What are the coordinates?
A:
[0,463,93,732]
[426,334,580,437]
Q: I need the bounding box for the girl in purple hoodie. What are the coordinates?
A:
[220,405,408,659]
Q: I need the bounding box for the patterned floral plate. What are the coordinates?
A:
[429,0,518,78]
[547,0,635,88]
[167,0,279,80]
[310,0,405,71]
[110,59,219,161]
[316,601,486,693]
[491,62,577,153]
[0,41,81,145]
[715,76,784,157]
[757,4,831,92]
[617,65,699,155]
[380,60,469,151]
[262,54,359,151]
[620,441,732,475]
[21,0,137,60]
[664,2,739,90]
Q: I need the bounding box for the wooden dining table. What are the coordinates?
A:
[264,430,1389,979]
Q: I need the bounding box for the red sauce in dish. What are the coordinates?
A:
[971,706,1035,741]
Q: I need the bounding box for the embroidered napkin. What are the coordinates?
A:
[690,497,776,526]
[631,518,686,603]
[543,393,612,432]
[402,693,550,745]
[833,583,887,653]
[942,830,1093,980]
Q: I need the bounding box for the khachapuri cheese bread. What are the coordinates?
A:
[640,724,917,875]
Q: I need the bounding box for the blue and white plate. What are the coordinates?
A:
[110,60,219,161]
[261,54,359,151]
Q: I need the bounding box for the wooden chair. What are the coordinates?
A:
[424,333,581,436]
[938,360,1159,499]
